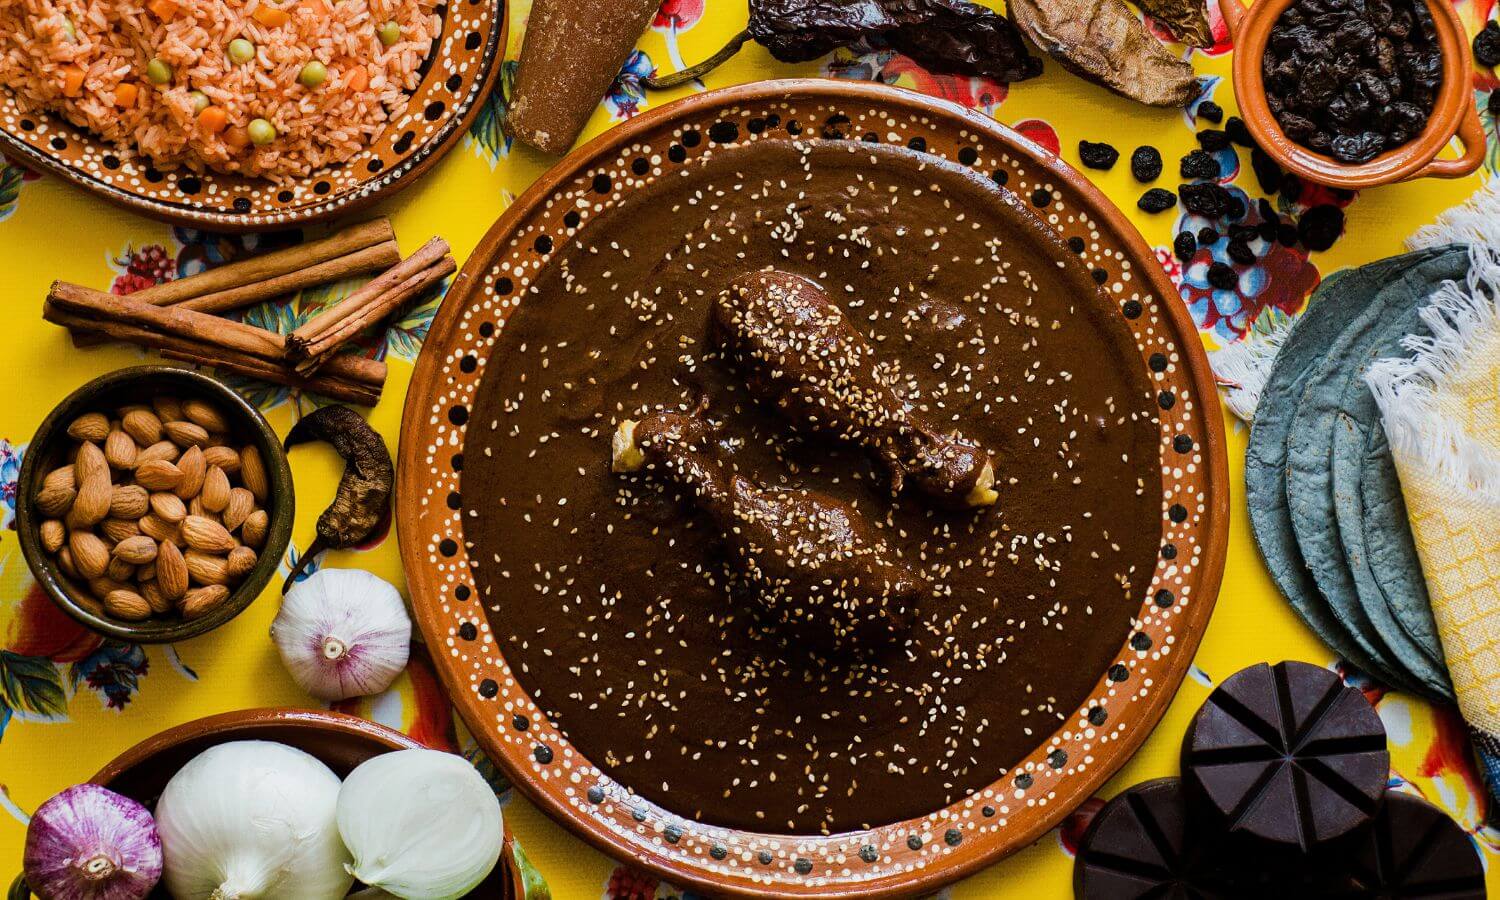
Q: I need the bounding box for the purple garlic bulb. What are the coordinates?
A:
[23,784,161,900]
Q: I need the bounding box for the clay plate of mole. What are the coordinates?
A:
[399,79,1229,897]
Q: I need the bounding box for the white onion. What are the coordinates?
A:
[271,568,411,701]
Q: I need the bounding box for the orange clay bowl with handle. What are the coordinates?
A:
[1219,0,1484,189]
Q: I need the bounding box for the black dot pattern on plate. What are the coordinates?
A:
[592,173,611,193]
[758,850,773,864]
[1170,504,1189,523]
[1088,706,1108,726]
[1015,772,1034,789]
[1155,588,1175,608]
[49,136,65,151]
[367,159,383,174]
[448,405,468,426]
[534,745,553,764]
[1092,268,1108,284]
[447,73,463,91]
[860,844,879,862]
[533,235,553,254]
[232,197,252,213]
[1131,632,1153,651]
[495,278,513,296]
[314,180,331,195]
[665,825,682,843]
[425,101,445,121]
[460,354,478,373]
[478,678,498,698]
[451,451,463,470]
[1149,352,1169,372]
[992,169,1009,186]
[278,189,294,202]
[1067,236,1086,253]
[748,117,766,134]
[631,158,649,176]
[178,176,201,194]
[512,714,529,731]
[786,118,802,135]
[632,807,647,822]
[1031,188,1052,207]
[710,844,727,860]
[958,146,979,165]
[709,121,739,143]
[1048,749,1068,768]
[563,211,581,228]
[587,786,605,803]
[1174,434,1194,453]
[439,538,458,557]
[1122,300,1143,319]
[982,805,996,817]
[945,828,963,846]
[668,144,687,163]
[1159,391,1176,409]
[907,136,927,151]
[458,620,477,640]
[1109,664,1130,682]
[465,30,481,49]
[20,119,34,131]
[454,584,470,601]
[794,858,813,875]
[103,154,120,169]
[681,129,701,148]
[394,130,415,154]
[907,835,923,850]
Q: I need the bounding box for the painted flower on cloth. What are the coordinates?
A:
[826,45,1010,115]
[1013,118,1060,156]
[0,440,19,529]
[0,163,28,224]
[654,0,704,31]
[606,50,655,120]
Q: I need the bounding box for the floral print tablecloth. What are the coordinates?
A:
[2,1,1499,896]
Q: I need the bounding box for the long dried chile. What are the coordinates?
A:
[644,0,1040,90]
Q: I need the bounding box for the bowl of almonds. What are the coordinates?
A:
[15,366,293,642]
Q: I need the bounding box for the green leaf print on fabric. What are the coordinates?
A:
[0,651,68,719]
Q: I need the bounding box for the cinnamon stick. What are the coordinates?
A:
[287,237,452,356]
[292,255,456,374]
[43,306,383,405]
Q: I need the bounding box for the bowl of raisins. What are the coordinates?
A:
[1219,0,1484,188]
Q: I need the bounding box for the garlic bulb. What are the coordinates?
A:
[23,784,161,900]
[336,749,503,900]
[271,568,411,701]
[154,740,352,900]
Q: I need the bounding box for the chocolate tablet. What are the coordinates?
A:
[1182,661,1388,851]
[1330,790,1485,898]
[1074,778,1242,899]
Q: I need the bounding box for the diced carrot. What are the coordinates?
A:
[199,105,229,134]
[61,65,85,97]
[146,0,178,20]
[224,124,251,149]
[113,82,138,107]
[251,5,289,26]
[343,65,367,92]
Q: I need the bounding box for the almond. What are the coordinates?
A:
[99,517,141,543]
[180,585,229,619]
[152,396,184,423]
[105,557,135,582]
[134,459,183,492]
[34,482,76,517]
[39,519,65,553]
[240,509,268,548]
[182,515,235,553]
[69,530,110,579]
[43,465,76,493]
[141,580,172,615]
[149,492,187,523]
[239,445,268,500]
[225,545,258,579]
[72,442,112,526]
[104,429,138,469]
[164,420,209,449]
[113,535,159,565]
[137,513,180,544]
[203,445,241,474]
[223,487,255,531]
[157,540,188,600]
[184,549,230,585]
[182,398,230,433]
[121,408,163,446]
[56,546,78,579]
[104,589,151,621]
[136,440,179,466]
[200,465,231,513]
[138,561,157,582]
[109,484,150,519]
[88,577,131,602]
[66,412,110,443]
[175,445,206,500]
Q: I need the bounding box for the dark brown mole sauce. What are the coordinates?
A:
[463,140,1161,835]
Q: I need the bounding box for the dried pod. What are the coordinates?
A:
[100,517,142,544]
[149,492,188,524]
[225,545,258,579]
[72,442,112,526]
[69,530,111,579]
[182,399,230,433]
[223,488,256,531]
[104,429,138,469]
[134,459,183,492]
[242,509,269,549]
[104,589,151,621]
[240,445,269,501]
[56,546,79,580]
[122,408,164,446]
[184,550,231,586]
[281,406,392,591]
[152,396,184,422]
[157,541,188,600]
[203,445,241,474]
[137,513,181,545]
[180,585,230,619]
[113,535,159,565]
[175,445,207,500]
[39,519,66,553]
[141,580,172,615]
[110,484,150,519]
[34,482,76,518]
[182,515,236,554]
[136,440,180,466]
[67,412,110,443]
[201,466,231,513]
[104,556,136,583]
[164,420,210,449]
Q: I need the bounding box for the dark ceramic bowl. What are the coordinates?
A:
[8,708,523,899]
[14,366,294,643]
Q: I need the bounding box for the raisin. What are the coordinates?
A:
[1138,188,1178,213]
[1229,224,1259,242]
[1277,222,1301,246]
[1280,173,1303,205]
[1174,231,1198,261]
[1198,227,1220,245]
[1197,129,1230,152]
[1197,101,1225,123]
[1131,146,1163,182]
[1476,21,1500,65]
[1225,116,1256,147]
[1180,149,1222,180]
[1299,204,1345,251]
[1180,182,1232,219]
[1331,131,1387,163]
[1207,262,1238,290]
[1227,240,1257,265]
[1258,219,1281,242]
[1079,140,1121,170]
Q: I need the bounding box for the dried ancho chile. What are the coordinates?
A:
[1263,0,1442,164]
[1138,188,1178,212]
[1131,145,1163,181]
[1078,140,1120,170]
[1475,20,1500,68]
[645,0,1042,90]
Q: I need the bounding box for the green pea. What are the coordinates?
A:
[297,60,327,88]
[188,90,210,114]
[247,118,277,145]
[377,20,400,46]
[227,37,255,64]
[145,58,172,84]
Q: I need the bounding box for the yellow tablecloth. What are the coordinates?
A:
[3,1,1499,896]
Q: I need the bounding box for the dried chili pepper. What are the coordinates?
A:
[281,405,394,592]
[1136,0,1213,48]
[1007,0,1199,107]
[644,0,1041,90]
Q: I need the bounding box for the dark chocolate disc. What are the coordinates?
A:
[1182,661,1388,851]
[1074,778,1240,899]
[1330,791,1486,899]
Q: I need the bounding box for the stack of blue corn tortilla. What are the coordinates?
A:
[1245,246,1465,702]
